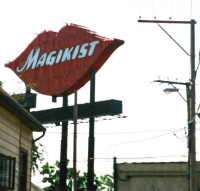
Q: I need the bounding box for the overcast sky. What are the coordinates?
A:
[1,0,200,187]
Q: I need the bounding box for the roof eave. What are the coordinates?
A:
[0,89,45,132]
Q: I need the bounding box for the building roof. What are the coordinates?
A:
[0,87,45,132]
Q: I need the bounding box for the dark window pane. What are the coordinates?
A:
[20,148,28,191]
[0,156,15,190]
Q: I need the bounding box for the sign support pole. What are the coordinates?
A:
[73,90,78,191]
[59,94,68,191]
[87,69,96,191]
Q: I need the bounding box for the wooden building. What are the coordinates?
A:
[0,87,46,191]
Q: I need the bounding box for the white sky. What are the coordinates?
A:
[1,0,200,187]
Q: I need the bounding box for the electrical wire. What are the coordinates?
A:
[102,154,188,160]
[190,0,193,20]
[195,56,200,80]
[41,154,188,162]
[43,115,128,128]
[136,1,193,82]
[150,0,156,19]
[170,0,173,19]
[43,129,187,146]
[139,24,159,78]
[150,0,171,80]
[113,129,183,146]
[133,0,141,18]
[169,22,178,80]
[156,24,169,79]
[46,128,183,135]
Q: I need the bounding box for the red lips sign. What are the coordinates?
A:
[5,24,124,96]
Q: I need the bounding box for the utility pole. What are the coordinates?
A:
[189,19,197,191]
[139,19,197,190]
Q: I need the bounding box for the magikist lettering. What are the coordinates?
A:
[16,40,100,72]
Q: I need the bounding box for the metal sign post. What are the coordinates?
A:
[87,70,96,191]
[59,94,68,191]
[73,90,78,191]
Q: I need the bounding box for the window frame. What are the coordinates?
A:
[19,147,28,191]
[0,154,16,190]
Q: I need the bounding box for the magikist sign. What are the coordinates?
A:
[5,24,124,96]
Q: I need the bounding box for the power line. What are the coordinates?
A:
[170,0,173,19]
[133,0,141,18]
[169,24,178,79]
[46,128,183,135]
[190,0,193,20]
[40,154,189,162]
[150,0,156,19]
[113,129,183,145]
[43,115,128,128]
[139,23,159,78]
[44,128,187,144]
[156,24,169,79]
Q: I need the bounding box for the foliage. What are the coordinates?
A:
[40,160,114,191]
[40,161,60,190]
[11,93,26,102]
[98,174,114,191]
[0,81,2,87]
[11,91,28,108]
[10,82,36,107]
[25,83,36,91]
[32,142,44,174]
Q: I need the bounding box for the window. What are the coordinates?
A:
[20,148,28,191]
[0,154,15,190]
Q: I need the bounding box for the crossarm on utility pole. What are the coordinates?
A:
[138,20,191,56]
[154,80,189,102]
